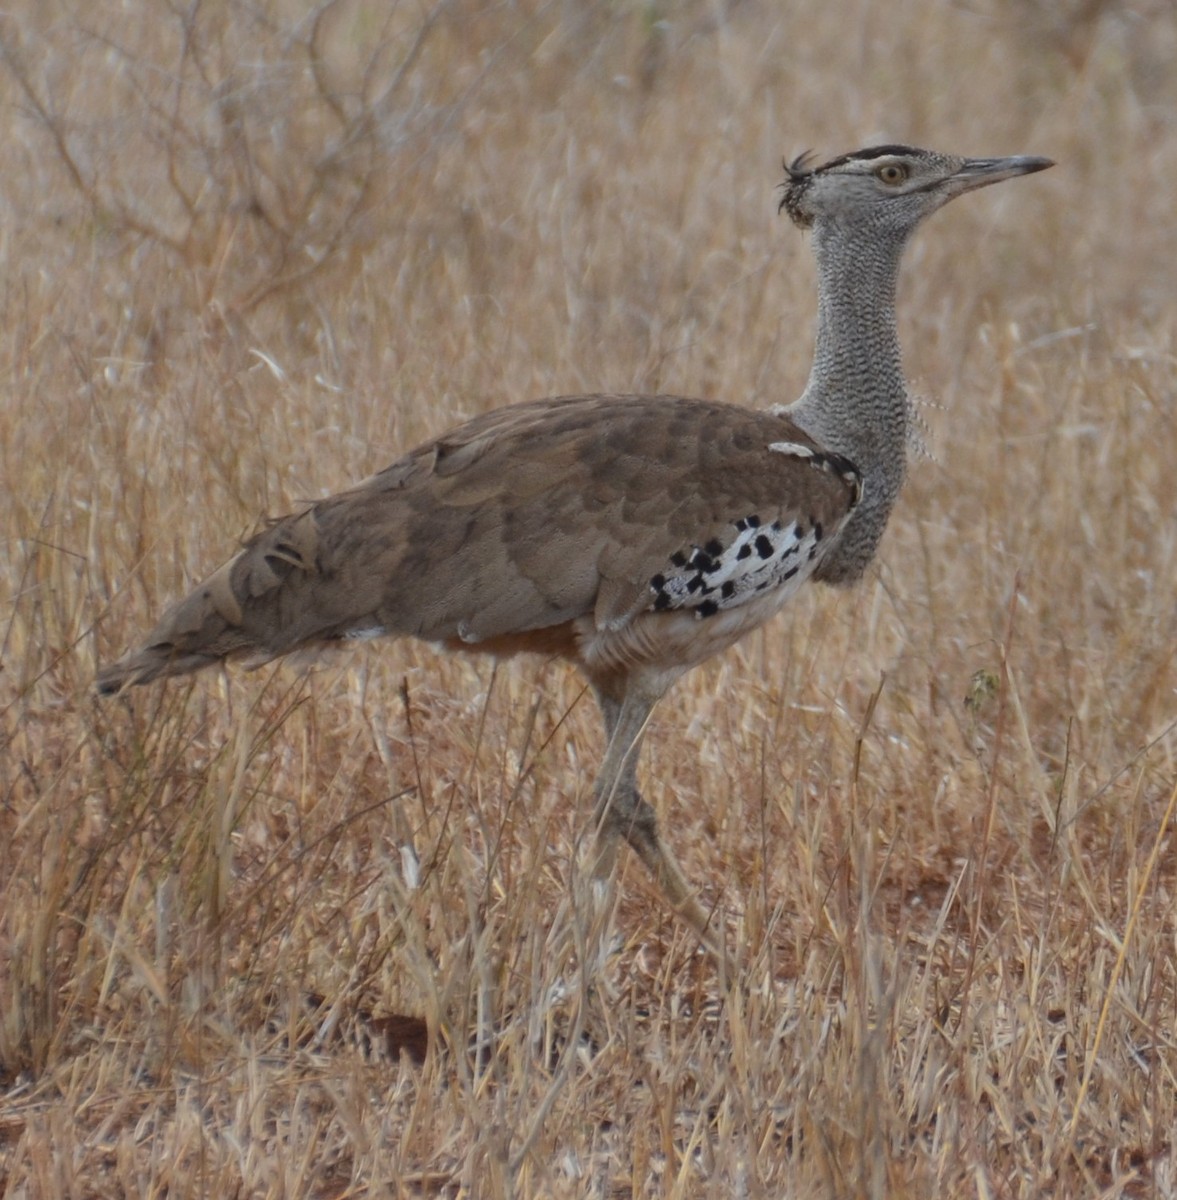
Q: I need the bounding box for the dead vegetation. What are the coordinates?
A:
[1,0,1176,1195]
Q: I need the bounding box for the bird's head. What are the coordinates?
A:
[780,144,1053,236]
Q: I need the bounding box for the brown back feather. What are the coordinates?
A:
[97,394,857,692]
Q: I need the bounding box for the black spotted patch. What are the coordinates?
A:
[648,512,828,619]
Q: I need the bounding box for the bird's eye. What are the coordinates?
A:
[876,163,908,185]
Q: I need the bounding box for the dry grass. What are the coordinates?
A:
[2,0,1176,1195]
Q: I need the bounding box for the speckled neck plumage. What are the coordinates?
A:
[783,219,911,585]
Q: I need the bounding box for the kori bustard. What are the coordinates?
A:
[99,145,1052,954]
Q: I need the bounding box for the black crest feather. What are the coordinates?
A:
[779,150,819,226]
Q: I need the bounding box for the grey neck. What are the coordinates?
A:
[781,220,912,584]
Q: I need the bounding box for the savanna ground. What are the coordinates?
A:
[1,0,1176,1195]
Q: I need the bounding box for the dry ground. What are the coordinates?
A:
[2,0,1176,1195]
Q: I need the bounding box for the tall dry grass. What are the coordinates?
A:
[1,0,1175,1195]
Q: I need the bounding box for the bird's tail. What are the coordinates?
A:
[97,507,332,695]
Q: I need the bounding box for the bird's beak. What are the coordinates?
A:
[947,155,1055,196]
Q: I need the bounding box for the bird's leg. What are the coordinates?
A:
[586,686,626,886]
[567,685,627,974]
[588,681,724,959]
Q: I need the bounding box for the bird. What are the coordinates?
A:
[98,144,1052,957]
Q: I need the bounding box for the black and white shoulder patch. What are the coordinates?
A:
[649,514,827,619]
[645,440,862,620]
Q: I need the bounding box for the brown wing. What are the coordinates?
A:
[97,394,860,691]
